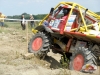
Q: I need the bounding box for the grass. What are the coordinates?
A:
[5,22,21,28]
[4,21,39,29]
[0,21,39,36]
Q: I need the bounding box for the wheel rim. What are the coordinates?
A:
[73,54,84,71]
[32,37,43,51]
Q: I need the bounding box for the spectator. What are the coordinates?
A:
[30,14,34,28]
[0,12,6,27]
[21,15,26,30]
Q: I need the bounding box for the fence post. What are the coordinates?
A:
[26,21,28,52]
[99,66,100,75]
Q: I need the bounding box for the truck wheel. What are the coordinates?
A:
[28,32,50,59]
[69,47,96,71]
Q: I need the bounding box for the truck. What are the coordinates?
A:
[28,2,100,73]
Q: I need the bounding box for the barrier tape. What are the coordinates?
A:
[0,18,41,21]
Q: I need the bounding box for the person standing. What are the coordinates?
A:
[21,15,26,30]
[30,14,34,28]
[0,12,6,27]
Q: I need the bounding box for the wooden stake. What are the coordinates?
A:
[26,21,28,52]
[99,66,100,75]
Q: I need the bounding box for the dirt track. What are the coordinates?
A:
[0,27,99,75]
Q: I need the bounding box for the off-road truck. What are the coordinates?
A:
[28,2,100,72]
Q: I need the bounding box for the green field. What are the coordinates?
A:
[4,21,39,29]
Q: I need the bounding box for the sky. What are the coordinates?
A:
[0,0,100,16]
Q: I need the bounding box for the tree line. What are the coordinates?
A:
[96,12,100,15]
[7,13,47,21]
[7,12,100,21]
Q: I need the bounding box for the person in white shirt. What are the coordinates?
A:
[21,15,26,30]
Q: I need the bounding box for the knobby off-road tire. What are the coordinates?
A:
[28,32,50,59]
[69,47,96,71]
